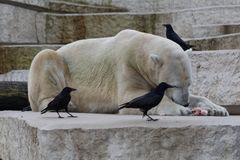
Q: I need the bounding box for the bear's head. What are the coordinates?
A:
[148,49,192,107]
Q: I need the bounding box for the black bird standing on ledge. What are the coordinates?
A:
[117,82,176,121]
[41,87,77,118]
[163,24,193,51]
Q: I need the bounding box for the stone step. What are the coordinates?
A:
[168,5,240,38]
[0,44,62,74]
[189,50,240,106]
[0,0,48,9]
[192,24,240,38]
[0,70,29,82]
[63,0,240,12]
[0,1,126,44]
[0,3,40,43]
[37,12,162,44]
[40,5,240,43]
[6,0,240,12]
[0,81,29,110]
[47,1,127,13]
[1,111,240,160]
[0,70,29,110]
[186,33,240,50]
[0,0,127,13]
[2,4,240,44]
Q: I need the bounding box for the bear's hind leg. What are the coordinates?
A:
[28,49,71,112]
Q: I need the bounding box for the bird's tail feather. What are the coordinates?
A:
[41,108,48,114]
[117,105,126,111]
[116,102,129,112]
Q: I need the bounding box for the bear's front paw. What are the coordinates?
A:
[191,101,229,116]
[189,95,229,116]
[206,106,229,116]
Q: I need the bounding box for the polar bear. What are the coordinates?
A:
[28,29,228,116]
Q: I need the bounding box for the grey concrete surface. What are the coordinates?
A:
[192,24,240,38]
[65,0,240,12]
[0,3,38,43]
[0,44,62,73]
[190,50,240,105]
[2,4,240,43]
[6,0,240,12]
[187,33,240,50]
[0,111,240,160]
[0,70,29,81]
[48,1,127,13]
[38,5,240,43]
[0,0,127,12]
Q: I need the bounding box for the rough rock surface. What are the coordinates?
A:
[2,4,240,43]
[0,70,28,81]
[0,70,29,110]
[48,1,127,13]
[0,45,62,73]
[38,5,240,43]
[190,50,240,105]
[0,111,240,160]
[187,33,240,50]
[39,12,162,43]
[0,3,39,43]
[192,24,240,38]
[67,0,240,12]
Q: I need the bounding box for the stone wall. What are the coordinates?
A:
[66,0,240,12]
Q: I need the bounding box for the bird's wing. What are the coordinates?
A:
[168,32,190,50]
[47,94,63,109]
[129,93,161,108]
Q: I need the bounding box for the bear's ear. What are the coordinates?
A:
[184,48,192,54]
[150,54,163,66]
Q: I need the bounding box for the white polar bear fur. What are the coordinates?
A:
[28,29,229,116]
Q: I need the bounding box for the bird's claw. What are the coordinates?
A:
[146,118,158,121]
[68,115,77,118]
[58,116,64,118]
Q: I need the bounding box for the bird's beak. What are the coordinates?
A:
[71,88,77,91]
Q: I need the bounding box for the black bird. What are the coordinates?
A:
[41,87,77,118]
[118,82,176,121]
[163,24,193,51]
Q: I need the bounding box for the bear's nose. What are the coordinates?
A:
[183,103,189,107]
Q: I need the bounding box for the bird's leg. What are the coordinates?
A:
[145,113,158,121]
[142,113,145,119]
[65,107,77,118]
[57,110,64,118]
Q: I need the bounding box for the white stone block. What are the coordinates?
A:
[0,111,239,160]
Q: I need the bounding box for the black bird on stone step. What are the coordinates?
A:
[41,87,77,118]
[163,24,193,51]
[117,82,176,121]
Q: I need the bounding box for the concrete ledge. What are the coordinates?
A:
[0,3,38,43]
[2,4,240,43]
[38,6,240,43]
[0,44,62,73]
[48,1,128,13]
[0,111,240,160]
[187,33,240,50]
[192,24,240,38]
[190,50,240,105]
[68,0,240,12]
